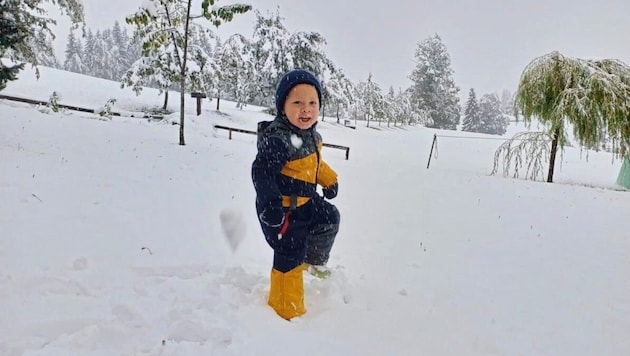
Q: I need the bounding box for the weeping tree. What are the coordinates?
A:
[513,51,630,182]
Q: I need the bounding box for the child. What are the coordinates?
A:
[251,69,340,320]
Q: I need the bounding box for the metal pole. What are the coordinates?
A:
[426,134,437,169]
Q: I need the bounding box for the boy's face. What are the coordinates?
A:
[283,84,319,130]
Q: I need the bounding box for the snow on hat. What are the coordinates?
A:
[275,69,323,116]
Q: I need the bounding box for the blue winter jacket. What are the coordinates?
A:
[252,116,337,213]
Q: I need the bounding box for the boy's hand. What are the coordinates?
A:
[259,206,285,228]
[322,182,338,199]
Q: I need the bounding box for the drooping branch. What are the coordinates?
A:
[491,131,552,182]
[515,51,630,158]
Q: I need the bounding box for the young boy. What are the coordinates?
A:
[251,69,340,320]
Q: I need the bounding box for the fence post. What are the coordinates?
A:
[426,134,437,169]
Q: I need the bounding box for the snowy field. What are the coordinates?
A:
[1,66,629,355]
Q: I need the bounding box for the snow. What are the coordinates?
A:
[2,65,630,355]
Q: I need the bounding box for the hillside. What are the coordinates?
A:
[1,66,629,356]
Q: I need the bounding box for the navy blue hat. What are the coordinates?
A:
[275,69,323,115]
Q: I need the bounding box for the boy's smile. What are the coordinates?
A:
[283,84,320,130]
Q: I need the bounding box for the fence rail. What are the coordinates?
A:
[0,94,163,120]
[213,124,350,160]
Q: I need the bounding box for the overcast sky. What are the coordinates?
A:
[51,0,630,97]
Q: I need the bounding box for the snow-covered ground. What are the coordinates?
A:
[1,66,629,355]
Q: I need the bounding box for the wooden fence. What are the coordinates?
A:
[0,94,163,120]
[214,124,350,160]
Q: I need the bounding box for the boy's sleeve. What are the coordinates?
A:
[317,159,337,188]
[251,136,289,208]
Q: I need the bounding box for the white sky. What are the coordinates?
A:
[51,0,630,96]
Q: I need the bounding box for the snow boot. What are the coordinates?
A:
[302,263,332,279]
[268,265,306,320]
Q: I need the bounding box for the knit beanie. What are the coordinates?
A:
[275,69,323,116]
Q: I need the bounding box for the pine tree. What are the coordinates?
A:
[354,73,384,127]
[383,86,397,127]
[478,93,508,135]
[409,34,461,130]
[249,9,292,110]
[397,88,424,126]
[63,31,84,73]
[0,0,84,90]
[24,28,58,68]
[110,21,132,80]
[215,34,254,109]
[499,89,514,115]
[0,1,26,89]
[81,30,96,76]
[321,67,354,123]
[289,31,331,78]
[461,88,480,132]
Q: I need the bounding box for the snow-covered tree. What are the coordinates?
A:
[478,93,508,135]
[92,30,116,79]
[25,28,58,68]
[215,34,254,109]
[125,0,250,145]
[289,31,330,77]
[500,89,514,115]
[353,73,384,127]
[514,51,630,182]
[409,34,461,130]
[110,21,133,80]
[248,9,292,110]
[63,31,84,73]
[398,88,425,126]
[0,0,84,89]
[1,1,27,89]
[382,86,398,127]
[461,88,481,132]
[321,67,354,122]
[80,30,96,76]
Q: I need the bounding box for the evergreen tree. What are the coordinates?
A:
[0,1,27,89]
[81,29,96,76]
[499,89,514,115]
[409,34,461,130]
[289,31,330,77]
[249,9,292,109]
[321,67,354,122]
[383,86,397,127]
[461,88,481,132]
[397,88,424,126]
[110,21,131,80]
[63,31,84,73]
[478,93,508,135]
[354,73,383,127]
[91,30,115,79]
[215,34,254,109]
[0,0,84,89]
[24,28,58,68]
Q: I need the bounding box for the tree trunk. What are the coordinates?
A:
[216,94,220,111]
[163,90,169,111]
[320,101,325,121]
[178,0,193,146]
[547,127,560,182]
